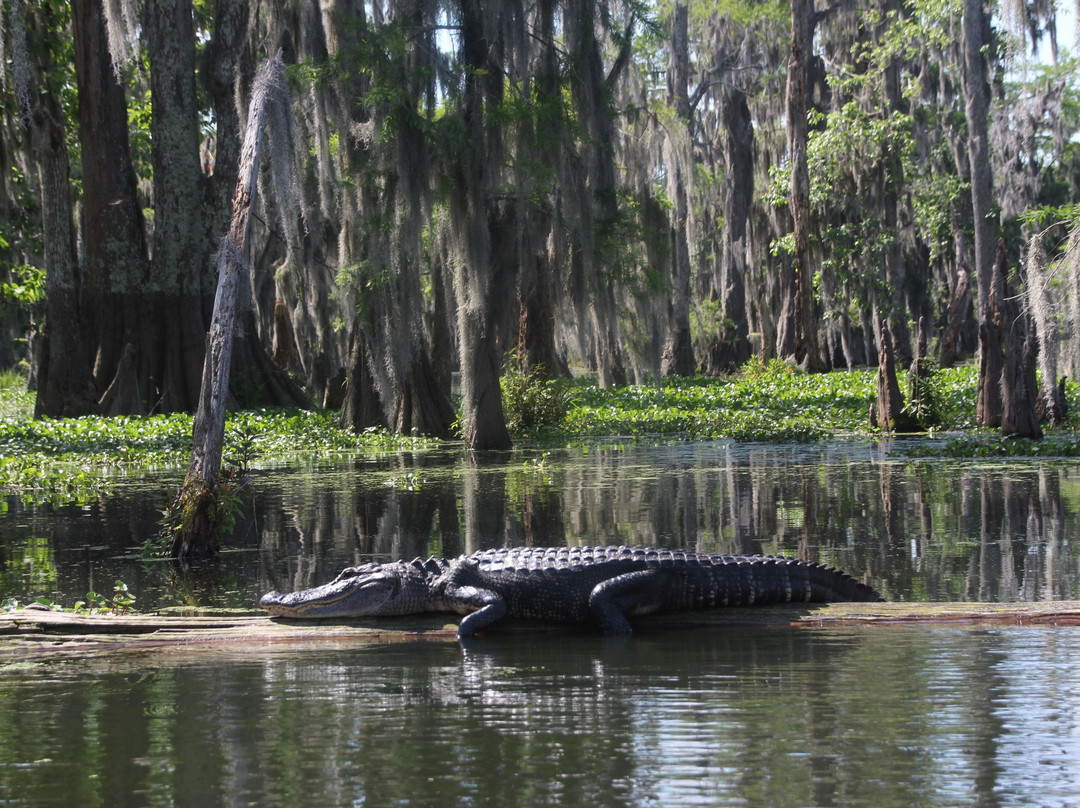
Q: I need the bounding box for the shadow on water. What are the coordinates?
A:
[3,440,1080,609]
[2,626,1079,807]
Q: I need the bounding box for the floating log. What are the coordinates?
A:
[3,601,1080,657]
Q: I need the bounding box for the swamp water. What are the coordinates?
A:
[3,439,1080,806]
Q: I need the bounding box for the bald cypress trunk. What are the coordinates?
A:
[661,2,695,378]
[71,0,149,406]
[33,102,97,417]
[962,0,1001,426]
[713,83,753,371]
[451,0,511,450]
[787,0,820,372]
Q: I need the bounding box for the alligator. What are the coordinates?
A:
[260,546,881,637]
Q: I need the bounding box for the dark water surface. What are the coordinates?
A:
[3,439,1080,610]
[4,441,1080,806]
[2,626,1079,807]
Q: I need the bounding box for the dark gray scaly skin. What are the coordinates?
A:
[260,545,882,637]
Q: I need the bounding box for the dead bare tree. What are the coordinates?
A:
[172,53,292,560]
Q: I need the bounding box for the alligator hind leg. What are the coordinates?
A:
[588,569,666,635]
[449,585,508,637]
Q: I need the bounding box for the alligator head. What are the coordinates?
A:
[260,559,441,619]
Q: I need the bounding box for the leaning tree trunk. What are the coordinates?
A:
[173,54,288,560]
[787,0,820,372]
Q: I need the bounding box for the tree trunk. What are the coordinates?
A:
[999,263,1042,439]
[339,330,386,432]
[976,241,1006,427]
[787,0,820,372]
[711,82,753,372]
[147,0,212,413]
[661,3,696,378]
[71,0,149,402]
[962,0,1000,426]
[451,0,512,450]
[939,222,972,368]
[175,54,287,560]
[29,46,97,418]
[515,0,564,380]
[874,320,916,432]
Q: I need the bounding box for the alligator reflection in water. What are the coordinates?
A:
[258,444,1080,607]
[4,627,1079,807]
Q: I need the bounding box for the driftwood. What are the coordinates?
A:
[4,602,1080,656]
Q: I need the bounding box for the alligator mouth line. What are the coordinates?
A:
[260,578,392,617]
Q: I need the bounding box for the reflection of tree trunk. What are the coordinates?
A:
[1002,477,1029,599]
[462,460,507,553]
[436,481,462,558]
[677,469,699,549]
[729,462,759,555]
[522,486,566,547]
[977,476,1003,602]
[1040,469,1065,599]
[801,471,818,559]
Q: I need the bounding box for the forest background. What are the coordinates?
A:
[2,0,1080,456]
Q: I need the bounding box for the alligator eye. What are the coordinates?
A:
[333,563,381,583]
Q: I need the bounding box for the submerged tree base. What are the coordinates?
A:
[158,472,248,562]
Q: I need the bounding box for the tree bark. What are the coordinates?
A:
[176,54,287,560]
[660,2,696,378]
[874,320,916,432]
[711,83,753,372]
[788,0,820,372]
[976,241,1006,427]
[32,100,97,418]
[999,263,1042,439]
[71,0,149,401]
[962,0,1000,426]
[148,0,212,412]
[451,0,512,450]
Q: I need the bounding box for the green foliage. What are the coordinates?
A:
[564,360,874,442]
[73,580,136,615]
[0,264,45,312]
[149,468,250,558]
[500,363,576,437]
[0,408,436,507]
[0,370,33,420]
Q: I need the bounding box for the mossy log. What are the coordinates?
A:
[4,601,1080,657]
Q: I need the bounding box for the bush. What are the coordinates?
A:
[500,363,574,436]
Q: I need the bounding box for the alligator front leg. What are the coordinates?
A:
[588,569,667,634]
[446,584,508,637]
